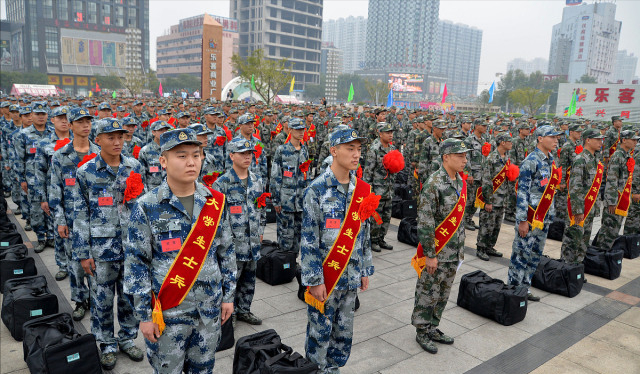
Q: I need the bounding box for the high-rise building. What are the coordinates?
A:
[433,20,482,98]
[365,0,439,73]
[320,42,342,104]
[156,14,238,89]
[506,58,548,75]
[612,50,638,84]
[322,16,366,74]
[230,0,322,91]
[4,0,150,95]
[548,2,621,83]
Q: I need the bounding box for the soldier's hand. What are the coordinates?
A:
[21,182,27,193]
[360,277,369,291]
[518,221,529,237]
[608,205,616,214]
[485,204,493,213]
[274,205,282,214]
[574,214,584,225]
[81,258,96,276]
[425,256,438,275]
[57,225,69,238]
[558,183,566,191]
[632,194,640,203]
[467,175,474,183]
[140,321,160,343]
[41,202,50,216]
[221,302,234,325]
[309,284,328,302]
[3,166,8,171]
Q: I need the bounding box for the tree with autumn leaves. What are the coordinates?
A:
[231,49,292,104]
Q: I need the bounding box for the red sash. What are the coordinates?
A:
[526,163,561,230]
[615,172,634,217]
[568,162,603,226]
[609,137,619,157]
[474,161,508,209]
[151,187,225,335]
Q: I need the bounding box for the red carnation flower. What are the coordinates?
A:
[215,136,226,146]
[202,172,220,187]
[507,163,520,182]
[77,153,97,168]
[141,120,149,129]
[124,171,144,202]
[224,126,232,141]
[557,148,561,158]
[358,193,382,224]
[628,158,636,173]
[254,143,264,164]
[132,145,141,159]
[299,159,312,174]
[575,145,583,154]
[382,150,405,174]
[255,192,272,208]
[54,138,71,151]
[356,165,363,179]
[482,142,491,157]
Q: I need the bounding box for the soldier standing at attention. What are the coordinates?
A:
[593,130,639,249]
[475,133,513,261]
[417,119,447,179]
[228,114,268,184]
[509,125,563,302]
[560,129,605,265]
[74,119,145,370]
[137,121,172,190]
[623,140,640,235]
[363,122,396,252]
[301,127,374,373]
[463,119,489,231]
[412,138,470,354]
[555,123,583,223]
[270,118,309,255]
[125,128,236,373]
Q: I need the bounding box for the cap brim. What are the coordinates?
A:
[162,140,202,152]
[333,136,368,147]
[98,129,128,135]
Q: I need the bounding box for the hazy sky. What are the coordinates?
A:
[2,0,639,93]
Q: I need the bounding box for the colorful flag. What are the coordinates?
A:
[89,91,93,97]
[568,89,577,116]
[112,91,117,99]
[386,88,393,107]
[441,83,447,104]
[251,74,256,90]
[488,82,495,103]
[95,82,101,92]
[289,76,295,93]
[159,82,163,97]
[347,83,354,102]
[566,0,582,6]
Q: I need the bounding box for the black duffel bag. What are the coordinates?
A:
[546,219,565,241]
[265,199,277,224]
[22,313,101,374]
[1,243,28,260]
[233,329,318,374]
[531,256,584,298]
[216,318,235,352]
[457,270,528,326]
[0,251,37,293]
[257,240,296,285]
[0,229,23,247]
[391,196,403,219]
[612,235,640,259]
[397,217,418,246]
[584,246,624,280]
[402,199,418,218]
[2,275,59,341]
[295,264,305,301]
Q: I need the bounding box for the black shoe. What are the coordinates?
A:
[55,269,68,281]
[503,216,515,223]
[120,345,144,362]
[486,248,503,257]
[464,223,476,231]
[45,239,54,248]
[72,301,88,321]
[3,191,10,197]
[583,276,587,283]
[474,223,480,229]
[476,250,490,261]
[34,241,46,253]
[24,223,32,231]
[371,243,382,252]
[379,241,394,250]
[13,208,21,215]
[237,312,262,325]
[527,292,540,302]
[355,295,360,311]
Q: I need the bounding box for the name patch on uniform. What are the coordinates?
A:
[29,147,37,154]
[230,206,242,214]
[98,196,113,206]
[325,218,341,229]
[540,178,548,186]
[65,178,76,186]
[150,166,159,173]
[161,238,182,252]
[283,170,293,178]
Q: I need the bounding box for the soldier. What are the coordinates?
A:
[121,117,144,158]
[475,133,513,261]
[560,129,605,264]
[124,128,236,373]
[509,125,563,302]
[556,123,583,223]
[270,118,309,255]
[463,120,489,231]
[623,140,640,235]
[74,118,145,370]
[271,116,290,151]
[603,115,624,166]
[2,105,21,208]
[138,121,172,190]
[363,122,396,252]
[417,119,447,179]
[413,138,470,354]
[301,127,373,373]
[213,138,265,326]
[175,111,191,129]
[228,114,268,184]
[202,108,229,174]
[593,130,639,249]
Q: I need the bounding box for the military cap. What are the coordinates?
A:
[450,130,467,139]
[156,108,170,116]
[496,133,513,144]
[329,117,342,125]
[440,138,472,155]
[175,111,190,119]
[0,102,9,108]
[473,118,485,126]
[293,110,305,117]
[9,104,20,112]
[263,109,273,116]
[330,125,367,147]
[228,108,238,114]
[374,108,388,115]
[280,115,291,123]
[341,112,351,118]
[95,118,127,136]
[20,107,32,115]
[377,122,394,132]
[133,100,143,106]
[228,138,255,153]
[568,123,583,132]
[611,116,623,122]
[622,124,635,132]
[447,122,457,129]
[535,125,563,137]
[582,128,605,140]
[288,118,306,130]
[305,109,316,116]
[619,130,639,140]
[238,113,256,125]
[461,116,472,123]
[188,123,215,135]
[50,106,69,118]
[116,105,125,112]
[433,119,448,129]
[160,128,201,153]
[97,102,111,111]
[202,107,217,115]
[50,101,61,107]
[151,120,173,131]
[31,101,48,113]
[121,117,138,127]
[85,101,96,108]
[68,107,93,122]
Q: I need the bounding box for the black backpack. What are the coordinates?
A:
[391,196,403,219]
[1,275,59,340]
[22,313,101,374]
[531,256,584,298]
[612,235,640,259]
[257,240,296,285]
[546,219,565,241]
[584,246,624,280]
[265,199,277,224]
[0,250,37,293]
[397,217,419,246]
[233,329,318,374]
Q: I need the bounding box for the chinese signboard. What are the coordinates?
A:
[201,14,223,101]
[557,83,640,123]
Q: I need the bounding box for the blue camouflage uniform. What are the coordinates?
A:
[137,121,173,190]
[203,109,229,173]
[226,134,269,184]
[2,107,21,205]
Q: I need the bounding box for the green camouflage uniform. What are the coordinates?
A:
[623,143,640,235]
[476,149,510,254]
[556,138,580,222]
[463,133,487,226]
[363,138,395,246]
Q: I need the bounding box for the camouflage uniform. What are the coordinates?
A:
[555,137,581,223]
[363,137,395,247]
[225,135,268,183]
[301,168,374,373]
[204,122,230,173]
[2,113,21,205]
[463,132,488,227]
[122,135,144,158]
[476,147,510,255]
[417,133,443,181]
[137,140,165,190]
[505,132,535,220]
[623,143,640,235]
[10,120,31,217]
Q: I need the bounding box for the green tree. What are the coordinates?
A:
[509,87,550,116]
[477,89,491,111]
[146,69,160,95]
[231,49,292,104]
[95,73,123,90]
[363,79,389,106]
[576,74,597,83]
[304,75,325,101]
[0,71,48,93]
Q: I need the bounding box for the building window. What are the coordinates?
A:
[102,3,111,24]
[87,2,97,23]
[43,0,54,18]
[58,0,68,20]
[32,56,40,67]
[128,7,137,27]
[73,0,83,22]
[45,26,59,65]
[115,6,124,26]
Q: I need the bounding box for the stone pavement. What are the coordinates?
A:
[2,196,639,374]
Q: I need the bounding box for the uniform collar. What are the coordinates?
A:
[157,181,211,221]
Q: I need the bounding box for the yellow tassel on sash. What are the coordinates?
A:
[152,297,166,336]
[304,291,325,314]
[411,255,426,278]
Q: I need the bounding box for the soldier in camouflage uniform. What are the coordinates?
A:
[509,126,563,301]
[413,138,470,354]
[227,114,269,184]
[138,121,172,190]
[603,116,624,166]
[476,133,513,261]
[417,119,447,181]
[202,108,229,173]
[594,130,639,249]
[74,119,145,370]
[175,111,191,129]
[213,138,265,326]
[504,123,534,222]
[363,122,396,252]
[121,117,145,158]
[560,129,604,264]
[10,107,32,222]
[463,120,489,230]
[124,128,236,373]
[270,118,309,255]
[301,127,373,373]
[0,101,11,196]
[623,141,640,235]
[555,123,583,223]
[2,105,22,208]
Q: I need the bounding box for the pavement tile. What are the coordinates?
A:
[559,336,640,374]
[380,346,482,374]
[529,356,600,374]
[340,337,411,374]
[514,301,571,334]
[588,320,640,355]
[442,306,491,330]
[606,290,640,306]
[352,310,406,345]
[527,324,586,355]
[483,342,556,374]
[453,322,530,361]
[613,306,640,329]
[540,290,601,313]
[355,288,404,315]
[378,278,417,301]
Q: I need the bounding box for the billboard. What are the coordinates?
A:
[388,73,423,93]
[557,83,640,123]
[59,29,126,68]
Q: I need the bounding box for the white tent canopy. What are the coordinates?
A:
[10,84,59,97]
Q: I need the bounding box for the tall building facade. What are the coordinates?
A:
[432,20,482,98]
[4,0,150,94]
[320,42,342,104]
[230,0,322,91]
[156,14,238,89]
[365,0,439,73]
[506,58,548,75]
[322,16,366,74]
[612,50,638,84]
[548,2,621,83]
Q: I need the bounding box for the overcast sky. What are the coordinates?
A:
[2,0,639,93]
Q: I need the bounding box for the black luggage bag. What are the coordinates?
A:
[391,196,403,219]
[397,217,418,246]
[265,200,277,224]
[546,219,565,241]
[22,313,101,374]
[402,199,418,218]
[2,275,59,340]
[0,229,23,247]
[233,329,318,374]
[531,256,584,297]
[257,240,296,285]
[457,270,528,326]
[216,318,235,352]
[612,235,640,259]
[295,265,305,301]
[584,246,624,280]
[1,243,28,259]
[0,251,37,293]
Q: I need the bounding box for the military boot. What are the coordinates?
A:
[415,333,438,354]
[73,300,89,321]
[464,222,476,231]
[13,208,21,215]
[371,242,382,252]
[100,352,117,371]
[237,312,262,325]
[45,238,54,248]
[486,248,503,257]
[120,345,144,362]
[476,248,489,261]
[34,241,46,253]
[24,223,32,231]
[428,329,455,345]
[55,269,68,281]
[379,241,394,250]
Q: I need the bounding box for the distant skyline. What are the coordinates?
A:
[2,0,639,94]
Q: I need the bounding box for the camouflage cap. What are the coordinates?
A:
[175,111,190,119]
[374,108,388,115]
[202,107,217,115]
[68,107,93,122]
[160,128,201,152]
[96,118,127,135]
[151,120,173,131]
[50,101,61,107]
[377,122,394,132]
[0,102,9,108]
[622,124,635,131]
[20,107,32,115]
[116,105,125,112]
[31,101,48,113]
[582,128,605,140]
[133,100,143,106]
[496,133,513,143]
[293,110,305,117]
[440,138,472,155]
[50,106,69,118]
[121,117,137,126]
[238,113,256,125]
[568,123,583,132]
[288,118,306,130]
[461,116,472,123]
[619,130,639,140]
[97,102,111,111]
[9,104,20,112]
[156,108,170,116]
[188,123,215,135]
[228,138,255,153]
[611,115,623,122]
[535,125,563,137]
[432,119,447,129]
[330,126,367,147]
[450,130,467,139]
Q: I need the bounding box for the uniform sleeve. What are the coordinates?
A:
[14,132,26,183]
[515,158,534,223]
[417,180,438,258]
[360,219,374,277]
[417,141,430,182]
[32,144,47,203]
[568,158,586,215]
[216,209,237,304]
[363,146,376,183]
[604,153,622,206]
[123,201,154,322]
[73,167,92,260]
[49,154,66,227]
[481,154,493,204]
[300,187,324,286]
[269,147,282,206]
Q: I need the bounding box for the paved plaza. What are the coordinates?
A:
[1,197,639,374]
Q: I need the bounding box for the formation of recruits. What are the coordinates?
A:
[0,93,639,373]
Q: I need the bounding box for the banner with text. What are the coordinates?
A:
[557,83,639,123]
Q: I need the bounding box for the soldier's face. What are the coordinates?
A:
[376,113,386,122]
[52,115,69,132]
[10,111,19,121]
[230,150,253,170]
[98,109,111,119]
[291,128,305,141]
[502,141,513,151]
[240,123,254,137]
[159,114,170,121]
[96,132,124,157]
[584,138,603,152]
[443,153,467,172]
[124,125,136,135]
[178,117,190,128]
[538,136,558,153]
[160,144,202,183]
[331,141,362,171]
[461,122,471,132]
[33,112,48,125]
[71,118,92,137]
[621,139,637,151]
